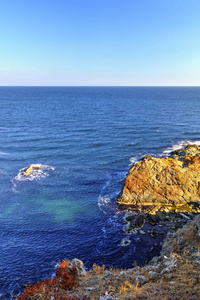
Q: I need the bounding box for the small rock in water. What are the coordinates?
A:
[124,211,137,223]
[146,214,160,226]
[131,215,145,229]
[122,222,132,234]
[22,164,42,177]
[120,238,131,247]
[123,215,146,234]
[151,229,158,236]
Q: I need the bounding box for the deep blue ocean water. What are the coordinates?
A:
[0,86,200,297]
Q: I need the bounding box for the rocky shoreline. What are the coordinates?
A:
[16,144,200,299]
[17,214,200,299]
[75,214,200,299]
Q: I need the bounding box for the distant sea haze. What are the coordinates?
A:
[0,86,200,297]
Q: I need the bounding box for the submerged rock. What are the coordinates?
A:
[22,164,42,177]
[17,216,200,299]
[123,212,146,234]
[117,145,200,214]
[120,238,131,246]
[146,214,160,226]
[130,214,145,229]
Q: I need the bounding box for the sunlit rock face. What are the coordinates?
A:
[22,164,42,177]
[117,145,200,214]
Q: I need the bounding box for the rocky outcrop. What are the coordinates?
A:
[75,215,200,299]
[122,210,194,236]
[22,164,41,177]
[117,144,200,213]
[18,216,200,299]
[70,258,86,276]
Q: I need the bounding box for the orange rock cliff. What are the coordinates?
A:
[117,144,200,214]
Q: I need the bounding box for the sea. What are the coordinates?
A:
[0,86,200,298]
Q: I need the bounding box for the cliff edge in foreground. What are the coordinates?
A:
[17,215,200,299]
[117,144,200,214]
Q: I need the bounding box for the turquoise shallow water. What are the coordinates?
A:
[0,86,200,297]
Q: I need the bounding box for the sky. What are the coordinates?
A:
[0,0,200,86]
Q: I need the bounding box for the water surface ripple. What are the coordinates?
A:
[0,87,200,297]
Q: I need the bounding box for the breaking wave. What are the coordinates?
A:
[129,140,200,166]
[12,164,55,192]
[98,196,112,213]
[0,151,11,155]
[162,140,200,156]
[14,164,55,182]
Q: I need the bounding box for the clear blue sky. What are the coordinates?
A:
[0,0,199,86]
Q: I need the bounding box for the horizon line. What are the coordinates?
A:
[0,85,200,88]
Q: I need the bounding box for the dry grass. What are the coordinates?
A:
[92,264,105,275]
[17,216,200,300]
[76,216,200,299]
[17,254,200,300]
[112,256,200,300]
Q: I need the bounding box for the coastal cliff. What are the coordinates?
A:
[16,145,200,299]
[17,215,200,299]
[117,144,200,214]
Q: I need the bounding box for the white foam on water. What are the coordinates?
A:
[99,170,126,204]
[119,170,127,180]
[15,164,55,181]
[120,237,132,247]
[98,140,200,215]
[100,173,112,193]
[0,151,10,155]
[12,164,55,192]
[129,141,200,165]
[162,140,200,156]
[129,154,146,166]
[129,156,137,166]
[98,196,111,213]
